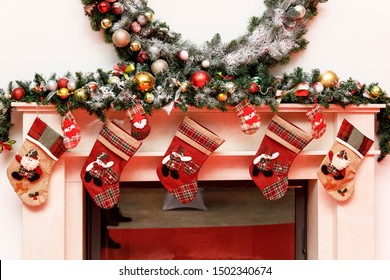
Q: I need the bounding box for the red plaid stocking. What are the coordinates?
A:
[250,115,312,200]
[156,117,224,204]
[6,117,67,206]
[306,104,326,139]
[234,99,261,135]
[61,110,81,149]
[317,119,373,201]
[81,120,141,209]
[126,103,151,140]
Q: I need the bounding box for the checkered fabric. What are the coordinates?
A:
[166,157,182,171]
[28,117,67,159]
[305,104,326,139]
[273,161,290,177]
[337,119,373,157]
[234,99,261,135]
[61,111,81,150]
[100,124,139,158]
[234,99,252,116]
[170,181,198,204]
[126,103,151,140]
[18,167,37,179]
[262,177,289,201]
[126,103,145,120]
[92,185,120,209]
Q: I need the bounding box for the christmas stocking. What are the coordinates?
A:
[234,99,261,135]
[317,119,373,201]
[250,115,312,200]
[126,103,151,140]
[156,116,224,204]
[306,104,326,139]
[61,110,81,149]
[6,117,67,206]
[81,119,141,209]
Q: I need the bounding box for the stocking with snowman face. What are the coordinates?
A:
[81,119,141,209]
[156,116,225,204]
[126,103,151,140]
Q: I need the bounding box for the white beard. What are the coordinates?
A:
[133,119,147,129]
[331,154,350,170]
[20,156,40,171]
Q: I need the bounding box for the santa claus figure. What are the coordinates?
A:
[62,119,77,139]
[321,150,350,180]
[132,113,148,130]
[84,152,115,186]
[312,111,326,132]
[12,149,42,182]
[242,106,260,126]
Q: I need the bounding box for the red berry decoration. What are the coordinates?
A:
[249,82,259,93]
[11,87,26,101]
[190,70,211,88]
[97,1,111,13]
[57,77,69,89]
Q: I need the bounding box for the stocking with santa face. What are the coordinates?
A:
[306,104,326,139]
[81,119,141,209]
[61,110,81,149]
[234,99,261,135]
[126,103,150,140]
[317,119,373,201]
[6,117,67,206]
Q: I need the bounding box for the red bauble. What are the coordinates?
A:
[249,82,259,93]
[190,70,211,88]
[12,87,26,101]
[97,1,111,13]
[57,77,69,89]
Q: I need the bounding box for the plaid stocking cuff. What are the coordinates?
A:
[126,103,146,121]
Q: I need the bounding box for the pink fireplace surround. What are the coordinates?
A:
[12,102,383,260]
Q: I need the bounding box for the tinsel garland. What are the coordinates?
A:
[1,0,390,161]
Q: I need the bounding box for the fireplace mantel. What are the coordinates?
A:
[11,102,384,260]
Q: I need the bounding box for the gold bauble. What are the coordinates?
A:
[74,88,88,101]
[144,92,155,103]
[144,11,153,21]
[151,59,169,75]
[108,76,121,84]
[130,41,141,52]
[112,29,131,48]
[217,92,228,102]
[133,71,155,92]
[179,81,189,93]
[370,85,382,98]
[101,18,112,29]
[319,70,338,88]
[57,88,70,99]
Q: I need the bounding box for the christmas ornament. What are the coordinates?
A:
[106,0,117,2]
[312,82,324,94]
[293,82,310,96]
[57,88,70,99]
[250,115,312,200]
[370,85,382,98]
[111,2,124,15]
[129,40,141,52]
[294,5,306,19]
[318,119,373,201]
[190,70,211,88]
[61,111,81,150]
[157,116,224,204]
[136,50,148,63]
[180,82,189,93]
[45,80,58,91]
[84,3,96,16]
[6,117,66,206]
[3,92,12,100]
[97,1,111,13]
[319,70,338,88]
[306,104,326,139]
[81,120,142,209]
[133,71,155,92]
[11,87,26,101]
[217,92,228,102]
[67,80,76,91]
[234,99,261,135]
[125,63,136,73]
[144,11,153,21]
[137,14,148,26]
[57,77,69,89]
[201,60,210,69]
[126,103,151,140]
[74,88,88,101]
[251,77,261,85]
[101,18,112,29]
[249,82,259,93]
[108,76,121,84]
[112,29,131,48]
[178,50,189,62]
[130,21,142,33]
[87,82,98,91]
[144,92,155,103]
[151,59,168,75]
[225,81,236,94]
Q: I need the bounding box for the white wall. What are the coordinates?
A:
[0,0,389,259]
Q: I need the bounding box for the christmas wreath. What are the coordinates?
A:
[1,0,390,160]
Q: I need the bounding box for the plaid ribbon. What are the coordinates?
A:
[171,181,198,204]
[100,125,138,157]
[92,185,120,209]
[28,117,67,159]
[178,121,220,153]
[262,177,289,201]
[126,103,145,121]
[305,104,321,121]
[268,119,309,152]
[337,119,373,157]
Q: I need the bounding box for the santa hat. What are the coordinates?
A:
[97,152,109,164]
[62,119,73,129]
[242,106,255,117]
[26,149,39,160]
[132,113,145,123]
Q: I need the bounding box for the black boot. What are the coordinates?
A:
[110,205,132,223]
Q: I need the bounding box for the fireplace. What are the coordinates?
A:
[13,102,383,259]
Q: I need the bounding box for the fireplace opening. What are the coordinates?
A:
[86,180,308,260]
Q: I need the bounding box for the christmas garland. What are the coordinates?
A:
[1,0,390,161]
